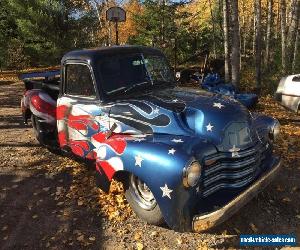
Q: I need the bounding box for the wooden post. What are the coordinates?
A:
[115,21,119,45]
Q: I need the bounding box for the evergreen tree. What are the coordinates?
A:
[0,0,17,69]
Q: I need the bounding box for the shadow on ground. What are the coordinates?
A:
[0,168,104,250]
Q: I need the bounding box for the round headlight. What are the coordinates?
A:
[183,161,202,188]
[270,120,280,141]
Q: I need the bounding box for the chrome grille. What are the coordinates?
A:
[202,142,270,197]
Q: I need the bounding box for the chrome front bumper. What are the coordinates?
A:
[192,158,282,232]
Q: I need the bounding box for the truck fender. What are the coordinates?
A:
[94,137,193,230]
[22,90,56,124]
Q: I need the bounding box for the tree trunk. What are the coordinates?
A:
[254,0,262,91]
[265,0,273,68]
[287,0,300,72]
[161,0,165,44]
[241,0,247,56]
[252,16,256,54]
[241,0,246,68]
[218,0,224,40]
[223,0,231,82]
[281,0,287,73]
[276,0,280,39]
[208,0,217,58]
[292,26,299,72]
[230,0,240,87]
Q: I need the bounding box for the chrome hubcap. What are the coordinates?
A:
[130,175,156,210]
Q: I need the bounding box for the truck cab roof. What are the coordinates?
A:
[62,45,164,64]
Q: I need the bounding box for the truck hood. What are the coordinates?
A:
[109,87,260,151]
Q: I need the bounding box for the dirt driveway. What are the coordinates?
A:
[0,77,299,249]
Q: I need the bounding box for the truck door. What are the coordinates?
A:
[57,62,108,159]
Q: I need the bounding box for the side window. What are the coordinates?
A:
[65,64,96,97]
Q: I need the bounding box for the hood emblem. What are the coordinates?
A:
[229,145,241,157]
[223,123,253,148]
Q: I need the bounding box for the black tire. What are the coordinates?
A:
[124,174,164,226]
[31,114,43,145]
[31,114,61,154]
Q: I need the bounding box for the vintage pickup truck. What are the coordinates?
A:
[21,46,281,232]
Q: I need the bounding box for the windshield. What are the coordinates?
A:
[96,53,175,96]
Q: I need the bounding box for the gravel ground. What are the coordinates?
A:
[0,78,299,249]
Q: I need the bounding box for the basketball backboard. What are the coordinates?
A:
[106,7,126,22]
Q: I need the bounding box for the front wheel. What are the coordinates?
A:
[124,174,164,225]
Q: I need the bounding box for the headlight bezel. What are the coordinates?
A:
[182,159,202,188]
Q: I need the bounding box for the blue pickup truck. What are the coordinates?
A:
[21,45,281,232]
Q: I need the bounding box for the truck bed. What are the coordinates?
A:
[20,70,60,100]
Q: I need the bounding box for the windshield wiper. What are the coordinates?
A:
[106,86,127,95]
[124,81,151,93]
[106,81,151,96]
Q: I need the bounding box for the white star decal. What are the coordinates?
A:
[135,155,144,167]
[229,145,240,157]
[171,138,183,143]
[153,108,159,114]
[134,138,146,142]
[160,184,173,199]
[168,148,176,155]
[213,102,224,109]
[206,123,214,132]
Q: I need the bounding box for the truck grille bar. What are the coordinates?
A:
[202,141,271,197]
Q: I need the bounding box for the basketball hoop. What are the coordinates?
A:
[106,7,126,45]
[106,7,126,22]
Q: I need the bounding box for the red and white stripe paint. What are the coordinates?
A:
[56,97,128,180]
[22,90,56,124]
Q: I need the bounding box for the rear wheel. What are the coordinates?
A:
[124,174,164,225]
[31,114,43,145]
[31,114,61,154]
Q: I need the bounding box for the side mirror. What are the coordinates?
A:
[106,123,117,139]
